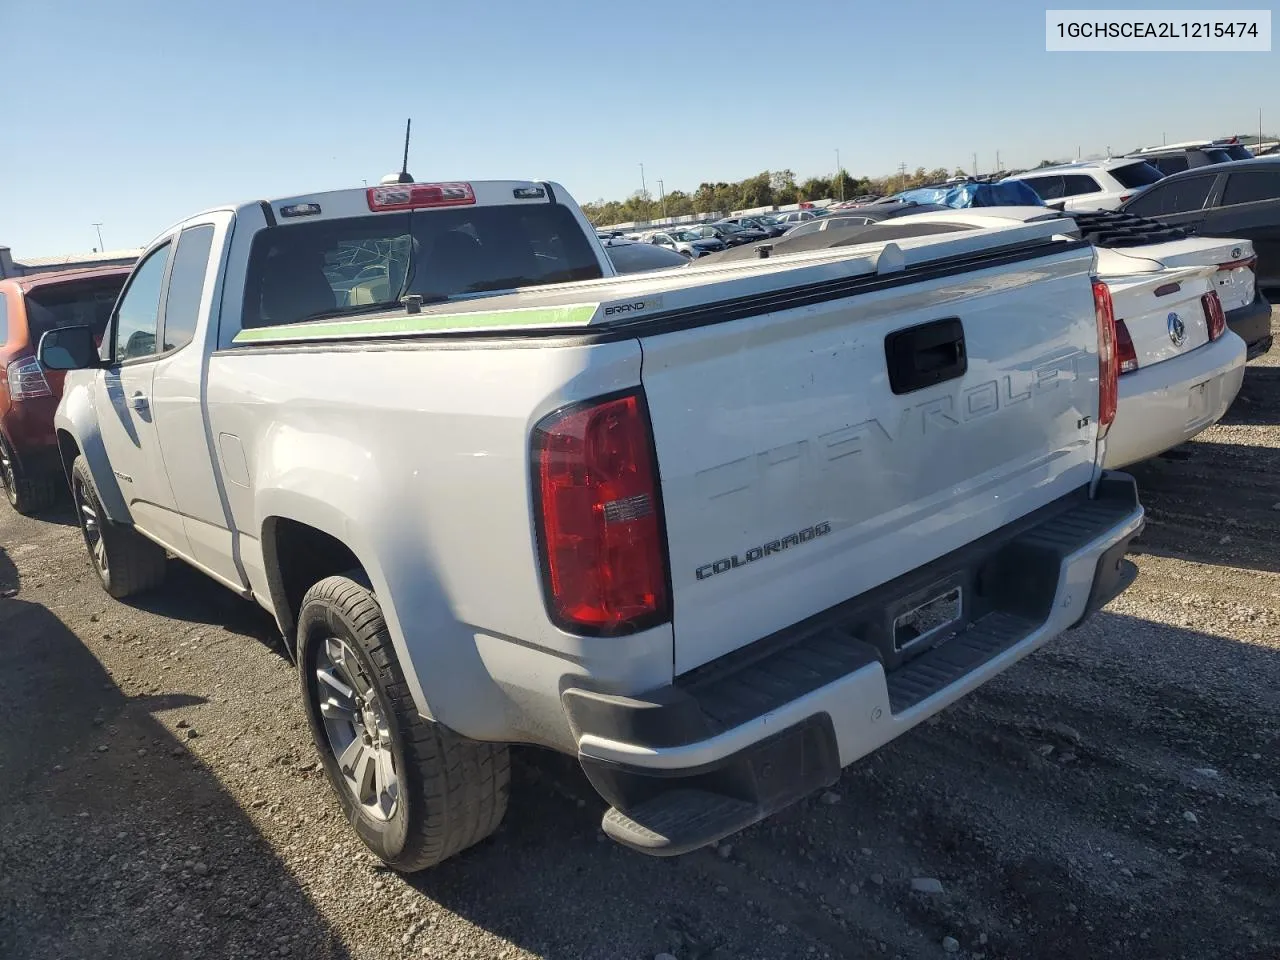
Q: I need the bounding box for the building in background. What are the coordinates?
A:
[0,244,142,279]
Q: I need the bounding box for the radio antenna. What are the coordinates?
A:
[380,118,415,185]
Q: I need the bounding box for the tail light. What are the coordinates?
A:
[1093,280,1118,428]
[1202,290,1227,341]
[6,356,52,399]
[1115,319,1138,373]
[1119,194,1133,203]
[532,391,670,636]
[366,182,476,212]
[1217,255,1257,273]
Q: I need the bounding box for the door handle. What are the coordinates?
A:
[130,392,150,413]
[885,318,968,395]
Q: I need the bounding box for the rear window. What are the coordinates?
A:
[241,203,604,330]
[1124,175,1215,217]
[1194,149,1232,166]
[23,276,126,344]
[1151,155,1189,175]
[1110,162,1164,189]
[1222,145,1254,161]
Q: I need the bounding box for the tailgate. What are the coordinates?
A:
[641,241,1103,674]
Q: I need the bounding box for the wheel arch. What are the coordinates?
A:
[54,386,130,523]
[255,490,442,724]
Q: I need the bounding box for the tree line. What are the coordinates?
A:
[579,157,1089,225]
[583,167,965,226]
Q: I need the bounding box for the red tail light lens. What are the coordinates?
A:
[366,182,476,212]
[1202,290,1227,341]
[532,392,670,636]
[1115,319,1138,374]
[6,356,53,399]
[1217,256,1257,273]
[1093,280,1118,428]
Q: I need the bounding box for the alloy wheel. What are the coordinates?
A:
[74,477,108,577]
[314,636,400,821]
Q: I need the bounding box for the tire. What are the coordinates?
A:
[297,575,509,872]
[70,456,167,598]
[0,435,59,516]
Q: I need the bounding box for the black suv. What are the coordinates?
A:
[1128,146,1234,177]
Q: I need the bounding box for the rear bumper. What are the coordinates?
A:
[1104,331,1246,469]
[1226,291,1273,359]
[0,398,62,477]
[563,475,1144,856]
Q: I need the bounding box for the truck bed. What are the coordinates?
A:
[231,221,1081,345]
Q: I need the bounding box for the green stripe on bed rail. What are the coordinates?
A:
[232,303,600,344]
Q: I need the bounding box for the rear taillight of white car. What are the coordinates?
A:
[1093,280,1119,428]
[1202,290,1227,341]
[1217,255,1257,273]
[5,356,52,400]
[1114,319,1139,374]
[532,391,670,636]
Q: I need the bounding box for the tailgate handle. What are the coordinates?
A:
[885,318,967,395]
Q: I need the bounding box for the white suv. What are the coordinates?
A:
[1009,159,1164,212]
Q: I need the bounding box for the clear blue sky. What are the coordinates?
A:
[2,0,1275,256]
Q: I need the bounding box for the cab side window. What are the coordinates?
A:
[160,225,215,353]
[113,243,172,362]
[0,292,8,346]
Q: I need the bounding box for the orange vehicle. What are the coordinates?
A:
[0,266,131,513]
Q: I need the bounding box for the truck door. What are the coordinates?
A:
[94,239,193,557]
[148,213,249,589]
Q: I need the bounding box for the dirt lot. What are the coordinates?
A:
[2,315,1278,960]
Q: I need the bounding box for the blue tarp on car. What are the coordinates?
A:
[890,181,1045,209]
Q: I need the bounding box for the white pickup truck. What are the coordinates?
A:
[41,179,1144,871]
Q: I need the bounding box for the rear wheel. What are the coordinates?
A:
[71,456,167,598]
[0,436,59,515]
[298,575,509,871]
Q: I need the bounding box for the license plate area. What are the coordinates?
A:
[893,582,963,655]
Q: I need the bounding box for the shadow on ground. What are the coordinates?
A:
[403,608,1280,960]
[123,558,287,658]
[0,567,347,960]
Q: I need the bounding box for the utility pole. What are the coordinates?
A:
[639,163,647,199]
[898,162,907,191]
[995,150,1000,174]
[1261,107,1264,146]
[657,179,667,220]
[972,153,978,177]
[1077,145,1082,161]
[92,223,105,251]
[836,149,844,200]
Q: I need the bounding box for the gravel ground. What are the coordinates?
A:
[1,311,1277,960]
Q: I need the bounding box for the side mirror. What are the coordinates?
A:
[1046,201,1066,211]
[38,325,100,371]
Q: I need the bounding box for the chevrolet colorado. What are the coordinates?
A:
[41,179,1144,871]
